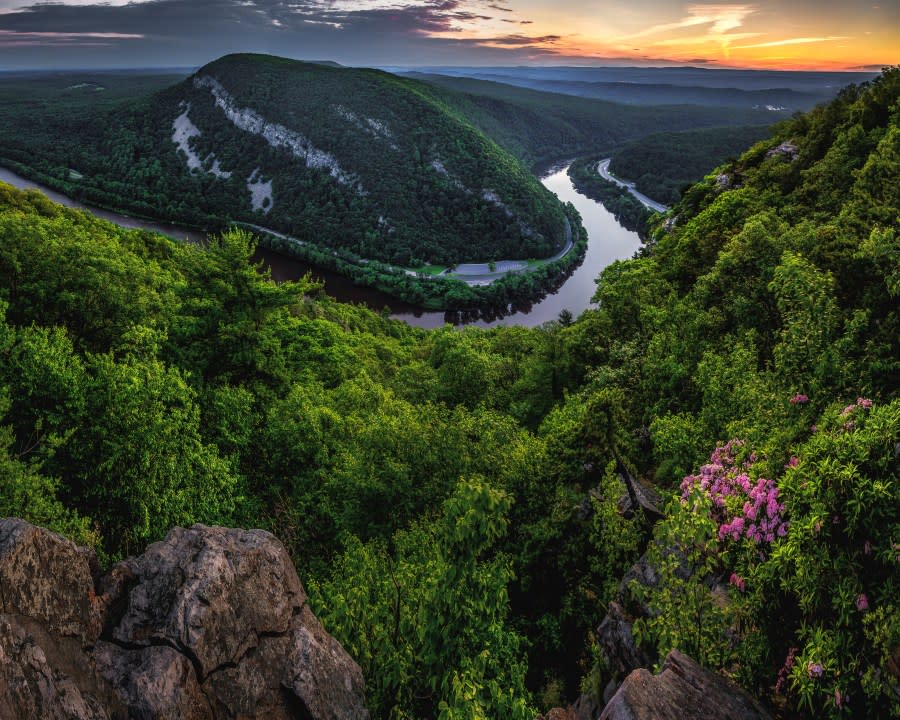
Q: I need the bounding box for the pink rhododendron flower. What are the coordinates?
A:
[856,594,869,611]
[807,662,824,679]
[789,393,809,405]
[729,573,746,592]
[856,397,873,409]
[682,441,787,545]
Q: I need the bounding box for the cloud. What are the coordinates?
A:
[650,31,759,47]
[732,35,850,49]
[0,0,563,67]
[474,33,561,46]
[621,4,756,40]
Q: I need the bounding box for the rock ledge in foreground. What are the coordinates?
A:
[0,518,369,720]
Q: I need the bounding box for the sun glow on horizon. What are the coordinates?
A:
[422,1,899,71]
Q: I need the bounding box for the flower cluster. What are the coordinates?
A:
[775,647,798,694]
[789,393,809,405]
[841,397,873,416]
[729,572,746,592]
[681,440,788,544]
[807,662,824,679]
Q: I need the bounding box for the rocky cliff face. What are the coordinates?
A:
[0,518,369,720]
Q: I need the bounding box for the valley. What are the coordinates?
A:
[0,55,784,314]
[0,49,897,720]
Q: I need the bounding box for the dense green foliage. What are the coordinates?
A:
[609,125,772,205]
[0,66,897,719]
[249,205,587,313]
[570,67,900,718]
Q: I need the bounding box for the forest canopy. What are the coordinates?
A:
[0,65,897,720]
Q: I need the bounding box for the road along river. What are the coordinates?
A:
[0,164,645,328]
[596,158,669,213]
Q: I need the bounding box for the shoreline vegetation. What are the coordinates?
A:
[0,156,588,313]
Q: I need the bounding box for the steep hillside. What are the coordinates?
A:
[608,125,772,205]
[0,54,567,269]
[557,67,899,719]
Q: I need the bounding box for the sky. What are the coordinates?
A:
[0,0,897,71]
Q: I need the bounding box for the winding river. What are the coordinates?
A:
[0,165,643,328]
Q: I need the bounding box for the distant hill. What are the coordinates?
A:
[400,65,880,112]
[609,125,773,205]
[407,72,778,168]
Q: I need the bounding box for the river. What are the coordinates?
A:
[0,165,643,328]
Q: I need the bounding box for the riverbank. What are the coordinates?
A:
[0,158,585,314]
[0,162,642,329]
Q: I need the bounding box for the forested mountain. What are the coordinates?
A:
[0,54,568,269]
[0,65,897,720]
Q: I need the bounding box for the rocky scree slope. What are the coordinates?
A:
[0,518,369,720]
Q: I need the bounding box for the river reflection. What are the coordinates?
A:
[0,165,643,328]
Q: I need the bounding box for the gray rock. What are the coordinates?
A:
[108,525,305,680]
[766,141,799,161]
[93,641,212,720]
[0,519,369,720]
[599,649,772,720]
[0,518,101,645]
[573,691,603,720]
[283,605,369,720]
[0,614,123,720]
[595,601,652,682]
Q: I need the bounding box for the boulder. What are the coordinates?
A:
[92,641,211,720]
[614,459,663,523]
[599,650,772,720]
[106,525,305,680]
[0,518,101,645]
[0,518,370,720]
[766,141,799,161]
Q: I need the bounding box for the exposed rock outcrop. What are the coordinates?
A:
[599,649,772,720]
[0,518,369,720]
[194,75,361,191]
[766,140,800,161]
